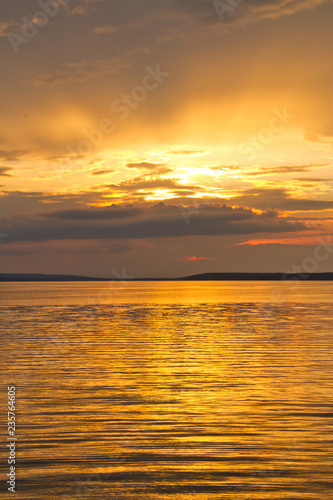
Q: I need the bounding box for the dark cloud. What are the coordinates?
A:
[0,190,103,217]
[286,215,333,221]
[2,185,332,221]
[171,0,331,29]
[90,169,115,176]
[1,190,45,197]
[0,167,13,177]
[106,176,197,192]
[129,166,174,177]
[0,203,310,244]
[0,150,30,161]
[33,55,134,86]
[66,0,105,16]
[232,188,333,211]
[0,239,134,256]
[42,206,142,220]
[295,178,333,183]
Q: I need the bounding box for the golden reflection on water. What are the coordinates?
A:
[0,280,332,305]
[0,282,333,499]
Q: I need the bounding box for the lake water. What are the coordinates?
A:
[1,281,333,499]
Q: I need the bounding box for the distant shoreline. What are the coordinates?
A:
[1,272,333,281]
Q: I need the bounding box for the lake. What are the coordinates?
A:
[1,281,332,499]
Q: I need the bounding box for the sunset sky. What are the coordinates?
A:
[1,0,333,278]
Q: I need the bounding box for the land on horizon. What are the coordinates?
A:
[1,272,333,282]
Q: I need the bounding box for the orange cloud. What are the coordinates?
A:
[238,235,327,246]
[182,256,213,261]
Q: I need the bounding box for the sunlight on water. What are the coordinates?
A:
[1,282,333,499]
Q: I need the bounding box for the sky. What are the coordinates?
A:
[0,0,333,278]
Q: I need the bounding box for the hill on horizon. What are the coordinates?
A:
[1,272,333,281]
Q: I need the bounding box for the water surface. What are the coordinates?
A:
[1,282,332,499]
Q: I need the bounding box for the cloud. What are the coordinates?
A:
[167,149,207,156]
[171,0,332,30]
[105,175,197,193]
[124,163,173,176]
[232,188,333,211]
[238,0,331,24]
[0,21,13,37]
[32,43,152,86]
[182,256,213,261]
[0,239,134,256]
[33,47,149,86]
[90,169,115,176]
[111,0,331,41]
[65,0,105,16]
[237,232,333,246]
[2,182,332,220]
[126,162,165,170]
[156,27,187,44]
[0,203,311,244]
[0,167,13,177]
[295,177,333,184]
[248,163,331,175]
[210,165,240,171]
[0,150,30,161]
[33,55,134,86]
[42,206,142,220]
[0,189,105,217]
[93,25,118,35]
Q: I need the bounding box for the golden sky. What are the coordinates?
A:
[1,0,333,277]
